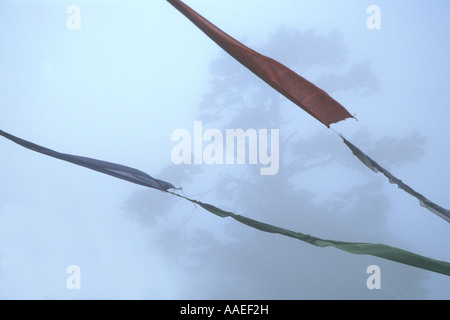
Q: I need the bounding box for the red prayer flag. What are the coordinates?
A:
[167,0,355,127]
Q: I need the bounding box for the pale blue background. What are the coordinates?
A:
[0,0,449,299]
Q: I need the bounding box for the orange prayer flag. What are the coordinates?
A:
[167,0,355,127]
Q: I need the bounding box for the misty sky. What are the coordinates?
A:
[0,0,449,299]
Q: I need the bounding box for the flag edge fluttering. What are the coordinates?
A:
[166,0,450,224]
[1,129,449,277]
[166,0,355,128]
[340,135,450,224]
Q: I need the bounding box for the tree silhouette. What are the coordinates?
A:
[124,27,428,299]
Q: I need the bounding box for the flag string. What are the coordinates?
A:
[1,129,449,276]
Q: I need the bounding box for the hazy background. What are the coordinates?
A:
[0,0,449,299]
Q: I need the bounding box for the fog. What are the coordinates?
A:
[0,0,449,299]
